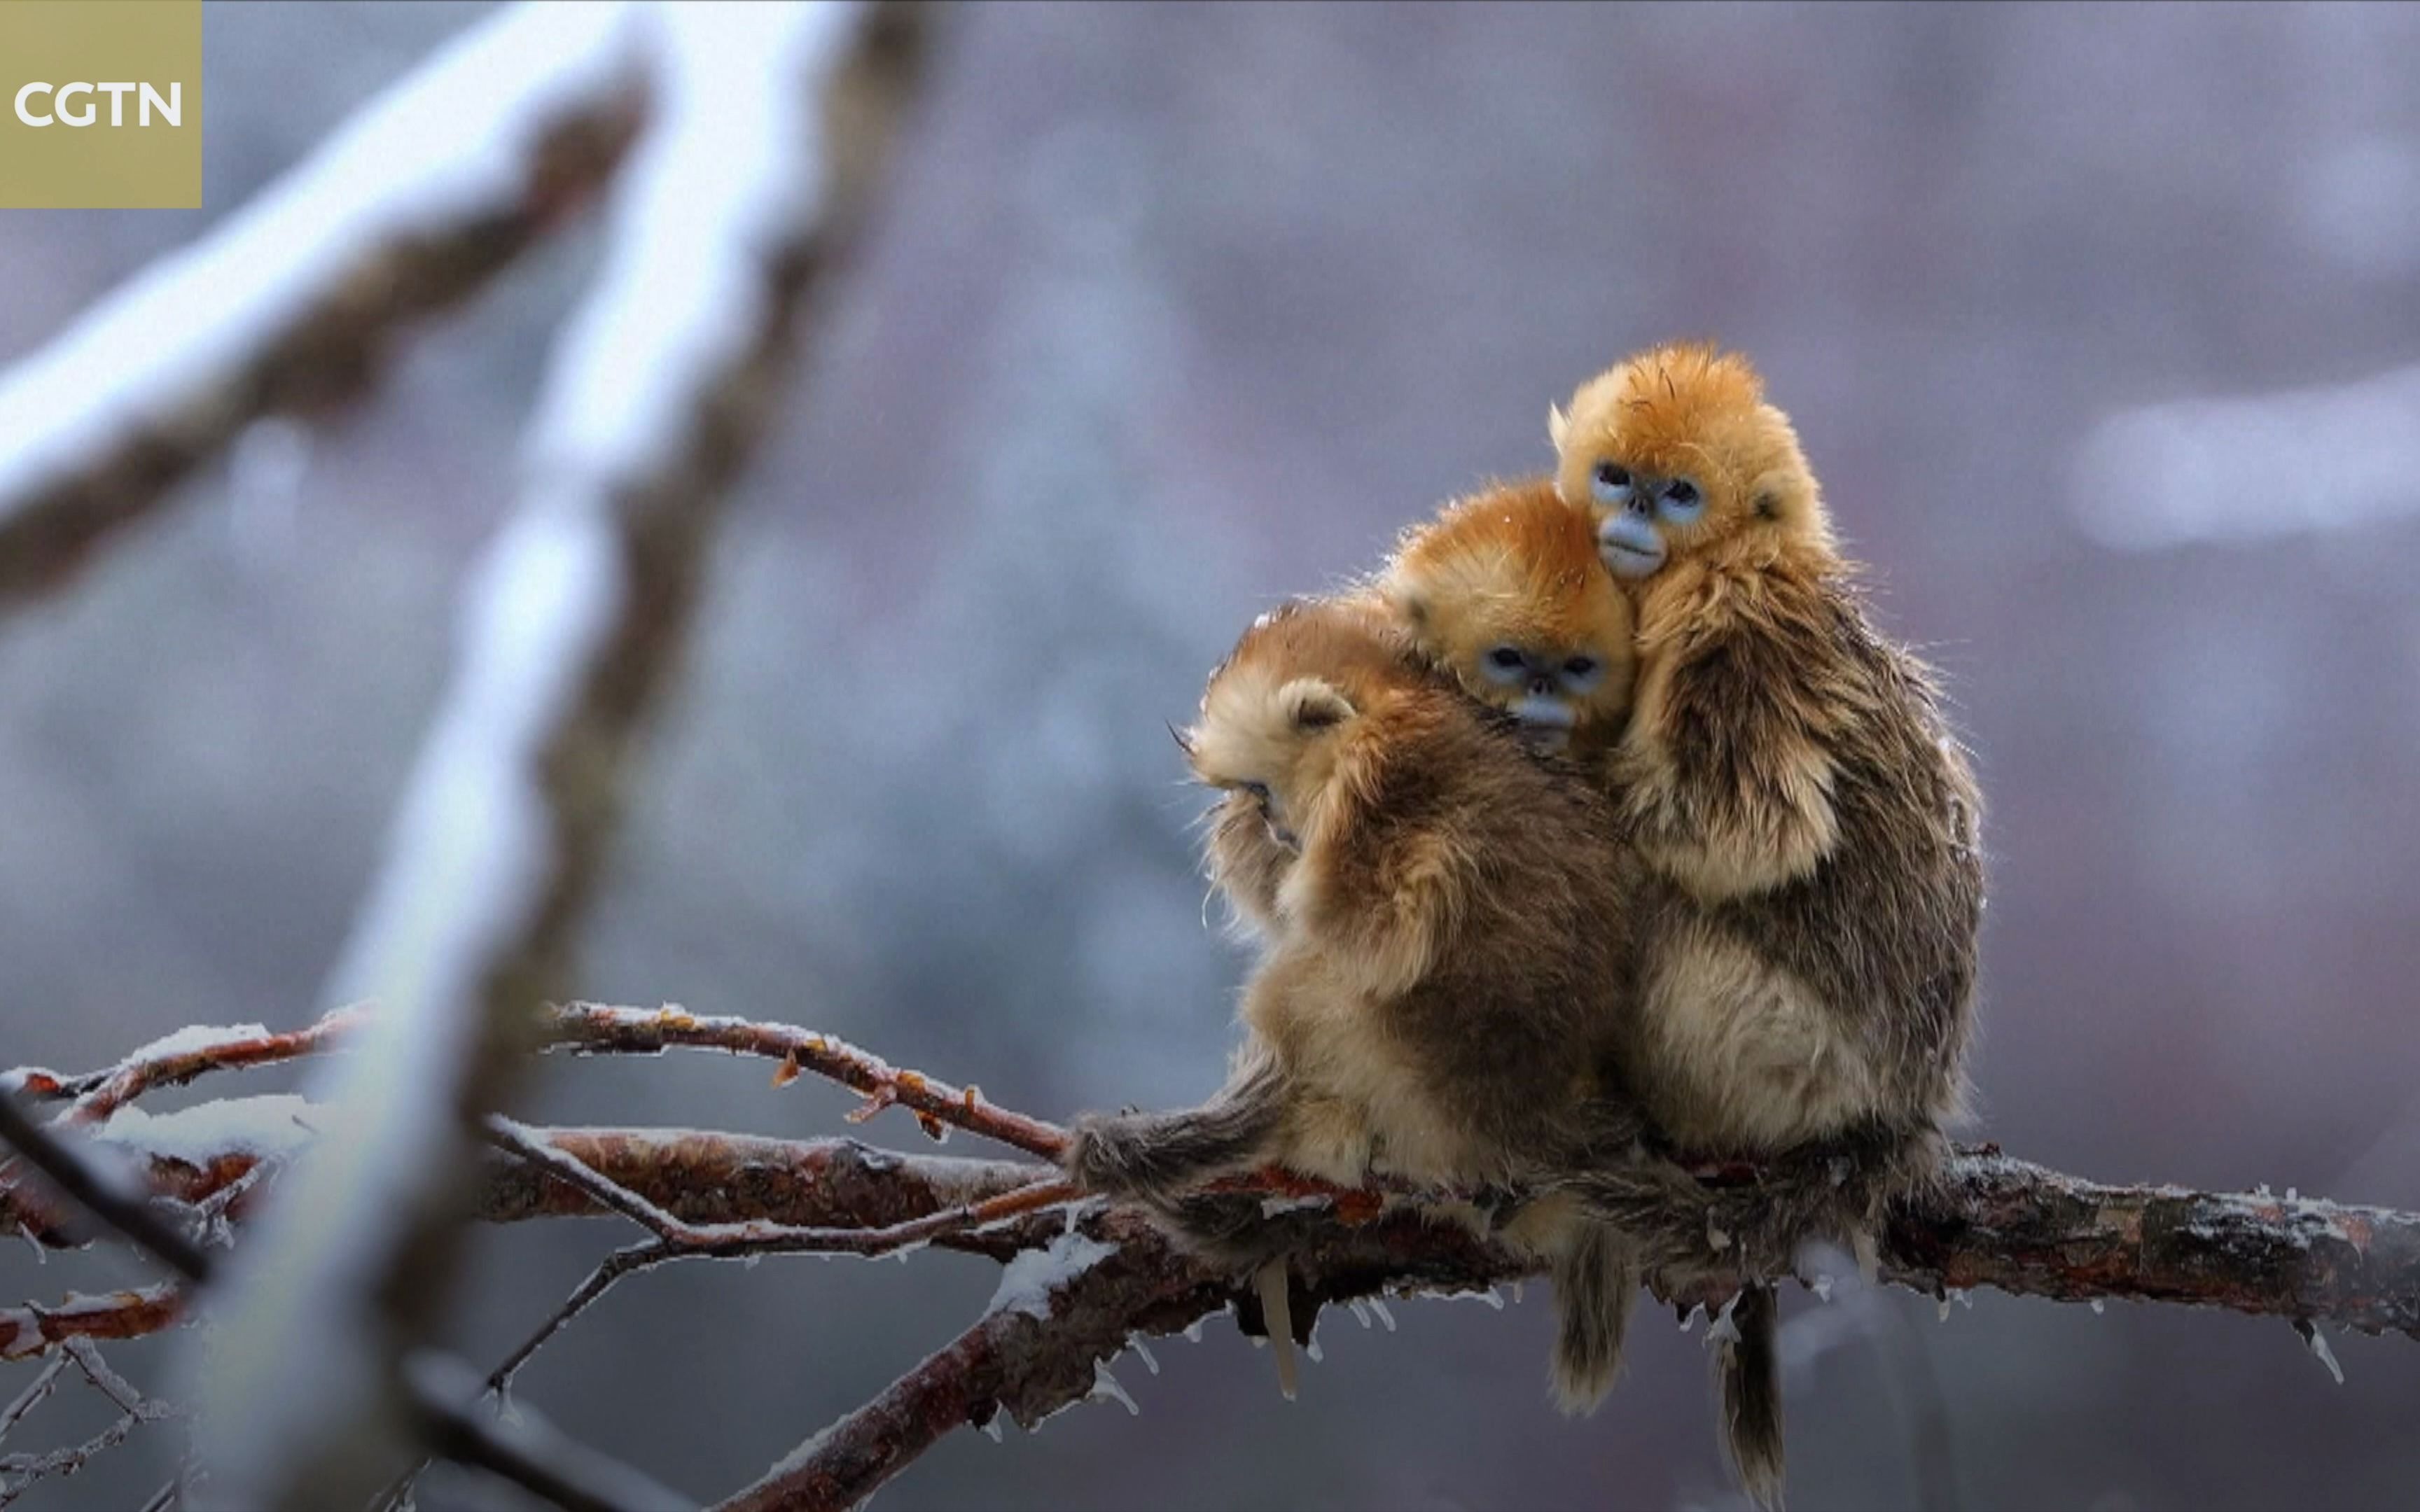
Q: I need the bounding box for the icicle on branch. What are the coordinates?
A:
[0,3,648,610]
[179,4,931,1506]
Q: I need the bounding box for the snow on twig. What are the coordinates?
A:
[0,4,648,609]
[179,3,931,1506]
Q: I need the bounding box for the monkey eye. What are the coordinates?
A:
[1239,780,1272,807]
[1563,655,1599,678]
[1656,477,1705,524]
[1481,645,1528,685]
[1487,646,1525,669]
[1590,462,1632,507]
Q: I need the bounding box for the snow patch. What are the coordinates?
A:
[987,1231,1118,1322]
[127,1023,273,1063]
[99,1096,319,1164]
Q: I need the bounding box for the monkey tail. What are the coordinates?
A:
[1548,1218,1639,1413]
[1714,1282,1786,1511]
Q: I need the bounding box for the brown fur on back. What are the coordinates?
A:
[1198,601,1643,1187]
[1065,597,1650,1410]
[1616,555,1983,1154]
[1555,344,1987,1508]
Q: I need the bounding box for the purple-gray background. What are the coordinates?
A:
[2,4,2416,1508]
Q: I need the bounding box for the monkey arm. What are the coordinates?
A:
[1616,602,1851,901]
[1204,799,1290,935]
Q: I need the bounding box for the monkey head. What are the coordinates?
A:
[1177,598,1412,904]
[1550,343,1833,583]
[1377,479,1634,756]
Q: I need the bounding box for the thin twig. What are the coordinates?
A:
[57,1008,373,1128]
[401,1353,688,1512]
[542,1004,1073,1159]
[473,1138,1072,1390]
[59,1338,150,1418]
[0,1287,185,1362]
[485,1115,1075,1261]
[0,1341,172,1509]
[0,1359,64,1444]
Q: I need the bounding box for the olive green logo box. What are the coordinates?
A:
[1,1,202,209]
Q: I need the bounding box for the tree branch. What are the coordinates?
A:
[5,1007,2419,1511]
[720,1154,2420,1511]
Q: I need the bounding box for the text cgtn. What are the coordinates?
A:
[13,82,181,128]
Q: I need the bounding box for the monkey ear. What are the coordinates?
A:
[1278,678,1354,732]
[1547,402,1569,449]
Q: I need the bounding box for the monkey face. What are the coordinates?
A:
[1470,638,1620,754]
[1587,461,1704,581]
[1551,343,1826,584]
[1379,481,1635,752]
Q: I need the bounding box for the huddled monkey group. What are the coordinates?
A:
[1062,344,1985,1508]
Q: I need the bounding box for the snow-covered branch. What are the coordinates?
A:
[177,4,931,1506]
[0,4,648,610]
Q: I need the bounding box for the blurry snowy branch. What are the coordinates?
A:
[5,1003,2419,1508]
[175,0,931,1505]
[0,2,649,610]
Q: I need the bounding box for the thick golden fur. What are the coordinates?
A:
[1552,343,1987,1508]
[1374,478,1637,760]
[1064,597,1648,1407]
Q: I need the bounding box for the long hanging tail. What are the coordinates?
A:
[1715,1282,1786,1509]
[1549,1218,1640,1413]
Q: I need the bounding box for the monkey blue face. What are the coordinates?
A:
[1589,461,1705,580]
[1477,643,1608,752]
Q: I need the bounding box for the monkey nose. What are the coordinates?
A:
[1528,676,1555,697]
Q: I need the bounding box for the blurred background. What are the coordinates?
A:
[3,2,2419,1508]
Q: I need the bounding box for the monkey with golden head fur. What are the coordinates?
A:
[1062,593,1650,1412]
[1544,342,1985,1508]
[1373,477,1637,762]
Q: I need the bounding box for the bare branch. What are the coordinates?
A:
[21,1002,1070,1163]
[541,1004,1071,1159]
[0,1088,210,1282]
[0,1287,186,1362]
[475,1117,1071,1398]
[50,1011,373,1128]
[0,1341,172,1508]
[720,1150,2420,1511]
[0,1359,66,1444]
[0,6,646,610]
[401,1354,688,1512]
